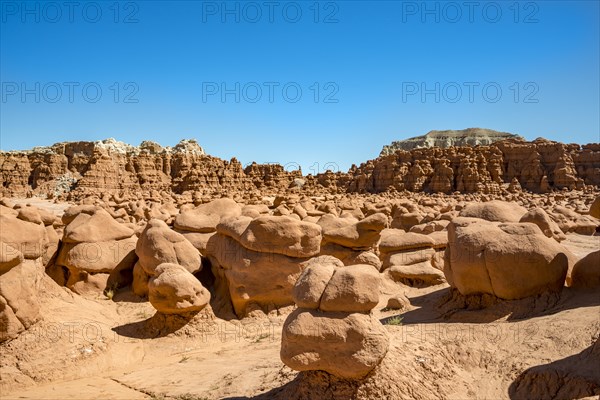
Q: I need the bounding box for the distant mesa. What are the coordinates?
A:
[380,128,524,156]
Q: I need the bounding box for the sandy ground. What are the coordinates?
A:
[9,197,73,217]
[2,271,598,400]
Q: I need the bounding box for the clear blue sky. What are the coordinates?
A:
[1,1,599,173]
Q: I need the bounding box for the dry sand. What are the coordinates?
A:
[2,267,598,400]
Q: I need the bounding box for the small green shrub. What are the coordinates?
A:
[385,315,403,326]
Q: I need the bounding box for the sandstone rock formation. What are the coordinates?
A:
[0,258,43,342]
[520,208,566,241]
[344,138,599,194]
[174,198,242,253]
[0,212,48,260]
[378,229,445,285]
[237,216,322,258]
[206,215,322,317]
[550,206,598,235]
[569,250,600,288]
[0,138,301,199]
[148,263,210,314]
[380,128,523,155]
[459,200,527,222]
[281,258,389,379]
[56,207,137,295]
[2,136,598,198]
[318,213,387,270]
[588,196,600,219]
[133,219,201,297]
[445,218,569,299]
[321,213,387,249]
[0,233,45,342]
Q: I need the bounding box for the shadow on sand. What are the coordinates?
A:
[508,338,600,399]
[112,311,201,339]
[220,370,363,400]
[381,286,600,326]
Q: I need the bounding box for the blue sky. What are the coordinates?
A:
[1,1,599,173]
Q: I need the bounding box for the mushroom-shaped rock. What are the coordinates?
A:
[136,219,201,276]
[321,213,387,250]
[317,214,357,233]
[459,200,527,222]
[174,198,242,233]
[445,218,569,299]
[215,215,253,241]
[62,208,134,243]
[148,263,210,314]
[16,207,43,225]
[208,234,311,317]
[61,205,98,225]
[56,207,138,295]
[238,216,322,258]
[281,258,389,380]
[57,237,137,273]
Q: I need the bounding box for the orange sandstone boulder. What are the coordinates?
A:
[148,263,210,314]
[458,200,527,222]
[445,218,569,299]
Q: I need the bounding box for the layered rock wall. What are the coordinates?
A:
[339,139,600,194]
[1,137,598,197]
[0,139,300,198]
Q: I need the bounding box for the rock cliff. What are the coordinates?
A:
[1,136,598,198]
[380,128,523,155]
[0,138,301,198]
[337,138,599,194]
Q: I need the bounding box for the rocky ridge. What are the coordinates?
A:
[338,138,600,194]
[380,128,523,155]
[1,135,599,199]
